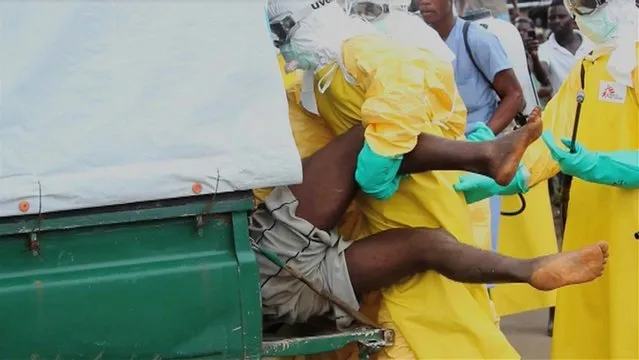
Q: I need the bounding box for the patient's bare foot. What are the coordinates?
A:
[530,241,609,291]
[487,107,543,185]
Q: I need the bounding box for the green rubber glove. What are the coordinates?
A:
[466,123,496,143]
[355,141,403,200]
[542,131,639,188]
[454,164,530,204]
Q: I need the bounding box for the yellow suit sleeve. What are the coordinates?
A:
[358,56,439,158]
[522,61,584,187]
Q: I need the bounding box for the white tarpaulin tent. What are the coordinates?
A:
[0,1,302,218]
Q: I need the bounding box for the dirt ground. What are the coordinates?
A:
[502,309,553,359]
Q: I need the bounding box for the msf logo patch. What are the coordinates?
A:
[598,81,626,104]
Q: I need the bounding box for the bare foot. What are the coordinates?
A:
[530,241,609,291]
[487,107,543,185]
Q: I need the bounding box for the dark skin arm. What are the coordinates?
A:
[487,69,525,135]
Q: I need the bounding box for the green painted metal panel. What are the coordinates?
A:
[0,192,262,360]
[231,211,263,359]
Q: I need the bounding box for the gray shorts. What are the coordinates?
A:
[249,186,359,329]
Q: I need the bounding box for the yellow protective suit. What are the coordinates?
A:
[469,199,492,251]
[491,185,558,317]
[278,54,302,90]
[313,35,519,359]
[467,198,503,326]
[521,47,639,359]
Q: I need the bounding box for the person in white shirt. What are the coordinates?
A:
[529,0,594,97]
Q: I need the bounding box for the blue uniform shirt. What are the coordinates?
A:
[445,18,511,134]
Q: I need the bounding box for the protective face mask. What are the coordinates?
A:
[371,19,390,34]
[576,6,618,44]
[280,42,318,72]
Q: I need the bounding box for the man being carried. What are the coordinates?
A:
[253,118,608,337]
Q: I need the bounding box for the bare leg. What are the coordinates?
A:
[400,107,543,185]
[287,126,365,231]
[345,227,608,295]
[289,109,543,230]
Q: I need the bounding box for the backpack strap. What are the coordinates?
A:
[462,21,496,94]
[462,20,530,128]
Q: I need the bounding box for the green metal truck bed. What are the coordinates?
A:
[0,192,261,359]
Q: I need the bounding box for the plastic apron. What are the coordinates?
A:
[313,35,519,360]
[521,47,639,359]
[469,199,492,251]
